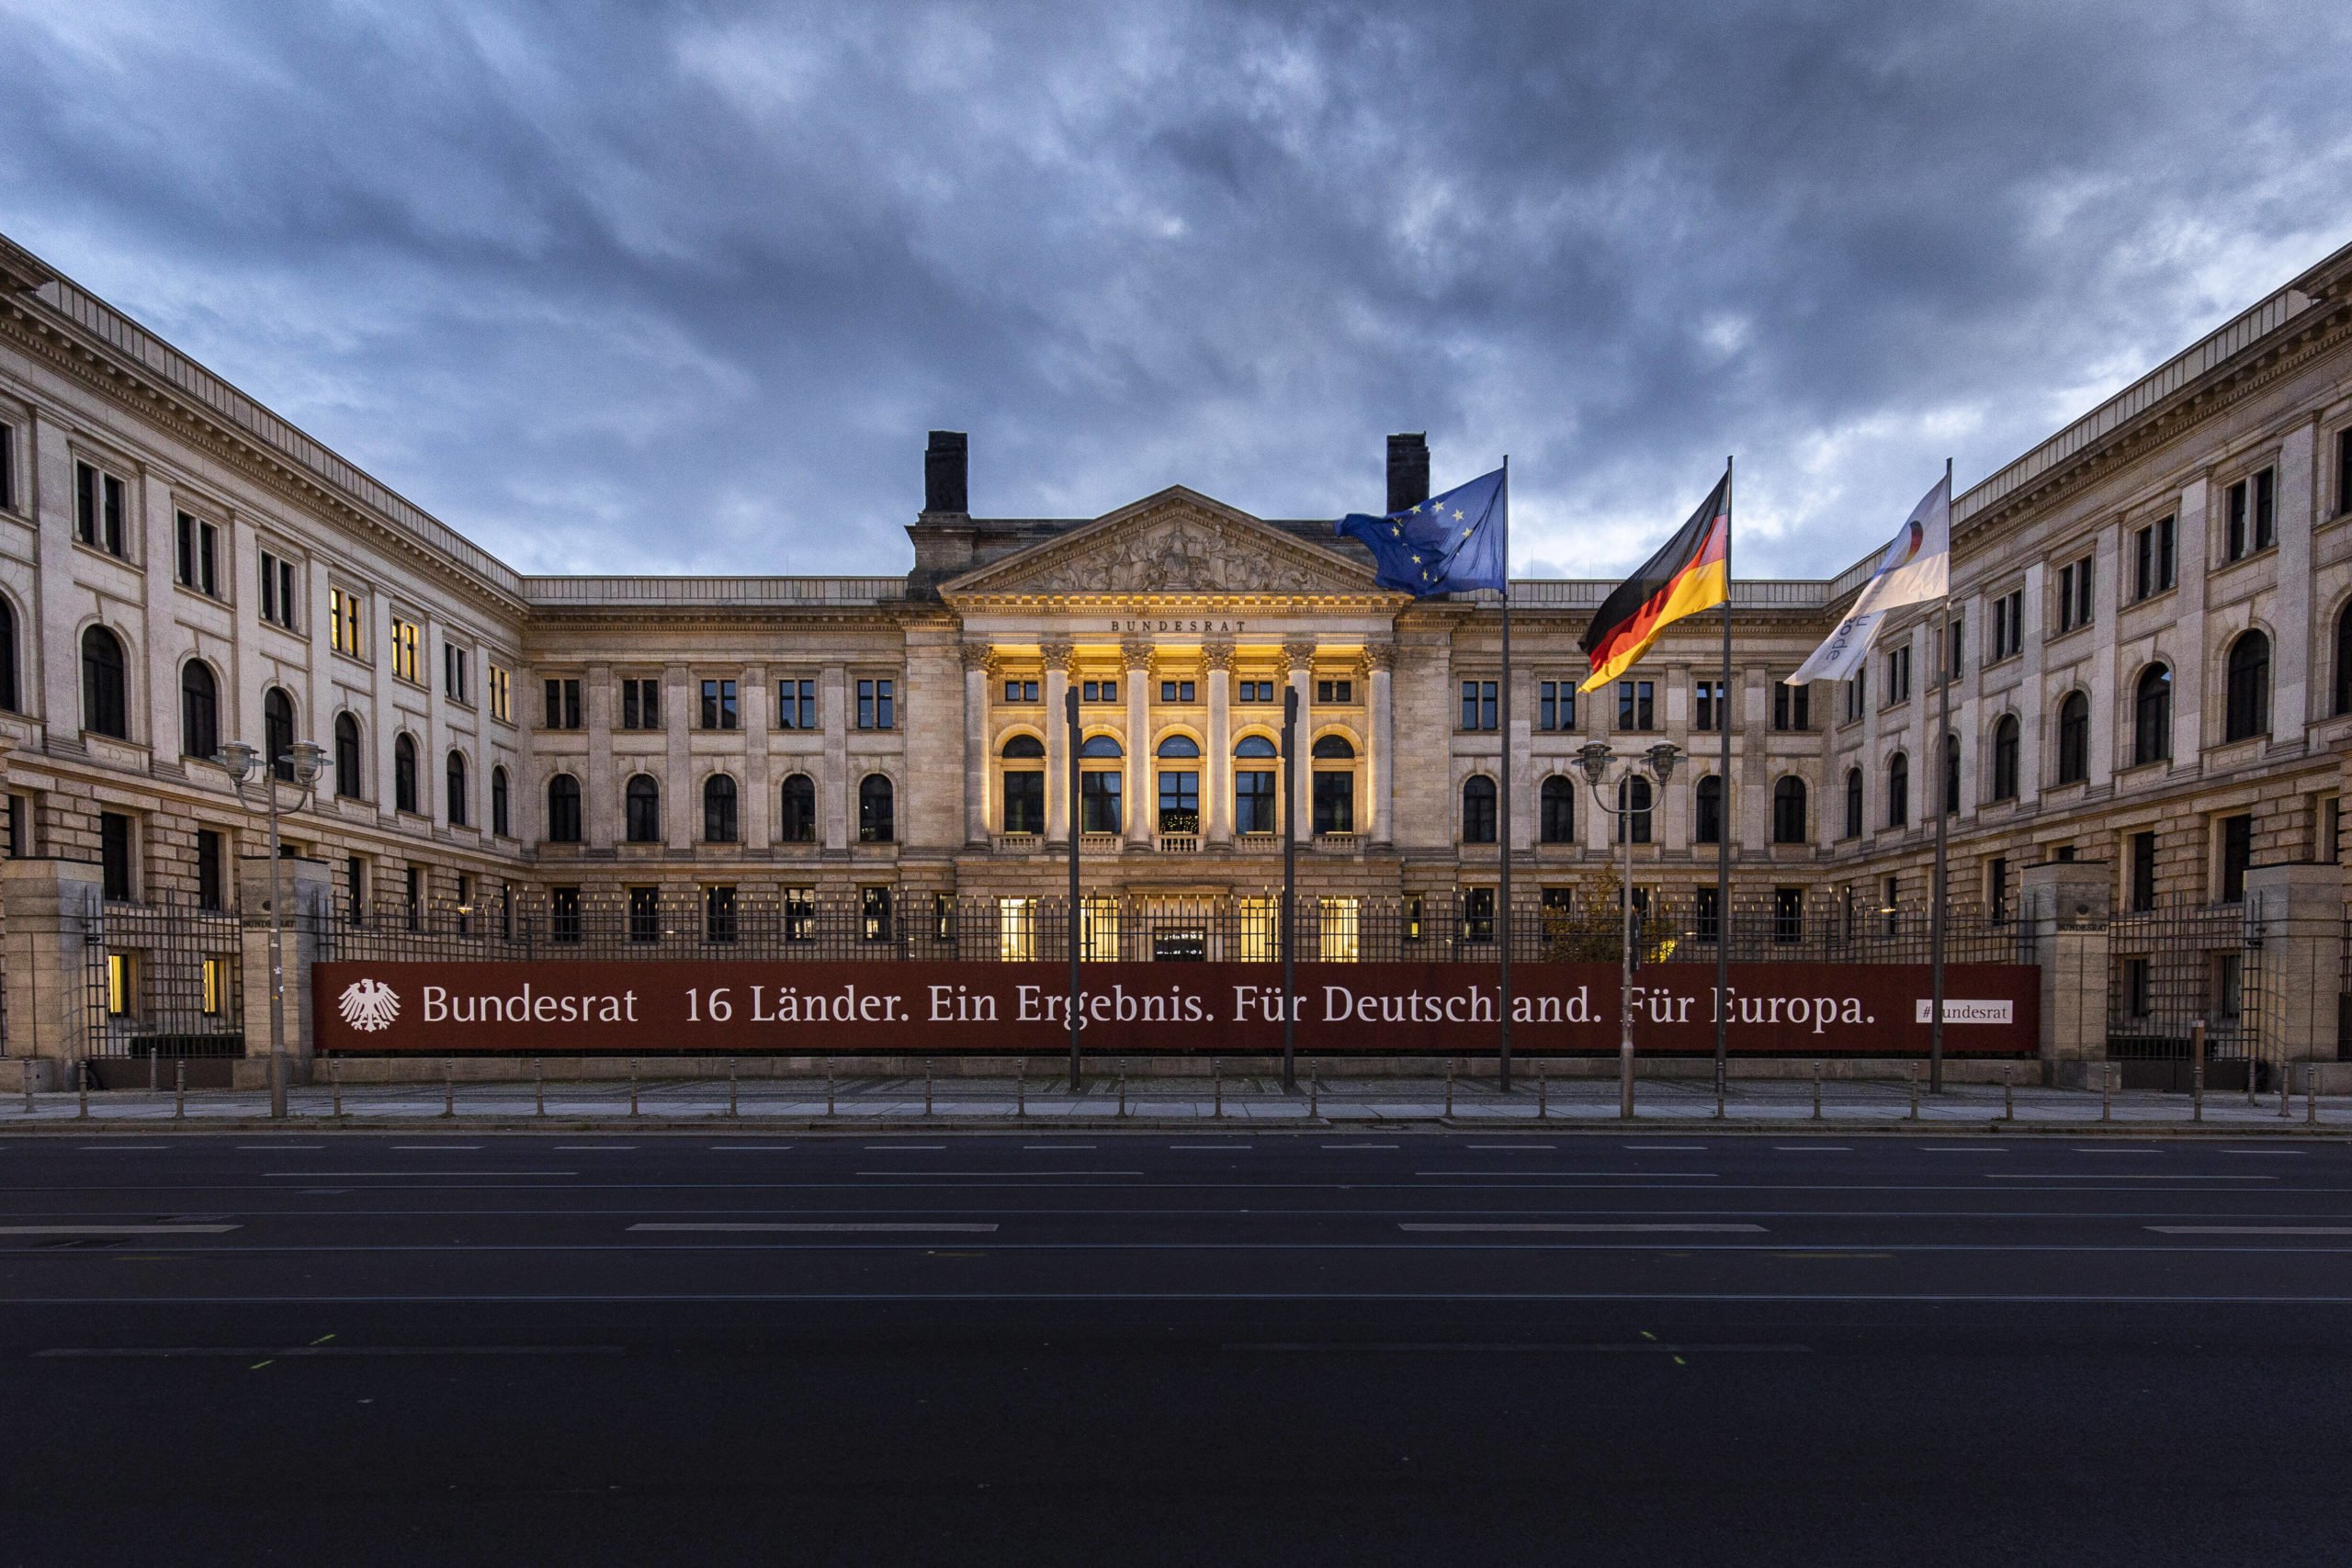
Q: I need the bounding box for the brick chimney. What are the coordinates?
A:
[924,431,968,515]
[1386,433,1430,514]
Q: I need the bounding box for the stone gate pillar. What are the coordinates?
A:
[1,858,104,1087]
[2245,863,2344,1079]
[235,854,333,1089]
[2021,859,2110,1086]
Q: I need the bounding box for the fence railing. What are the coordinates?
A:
[81,898,246,1059]
[2106,899,2262,1060]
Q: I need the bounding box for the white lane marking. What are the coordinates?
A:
[263,1171,577,1179]
[1400,1223,1765,1234]
[1325,1144,1398,1150]
[1418,1170,1715,1179]
[1169,1145,1250,1150]
[856,1170,1143,1178]
[393,1145,481,1151]
[2147,1225,2352,1235]
[863,1145,944,1151]
[1624,1145,1706,1151]
[1985,1173,2276,1180]
[2222,1149,2307,1156]
[556,1145,639,1151]
[0,1224,240,1235]
[628,1222,999,1234]
[1773,1145,1850,1151]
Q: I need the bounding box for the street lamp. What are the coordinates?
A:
[1577,739,1680,1119]
[215,738,326,1119]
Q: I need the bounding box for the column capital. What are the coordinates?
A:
[1363,641,1397,673]
[1121,637,1154,672]
[1202,640,1236,671]
[1282,639,1317,674]
[1041,641,1075,671]
[959,642,997,674]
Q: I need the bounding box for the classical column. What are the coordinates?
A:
[1042,642,1072,844]
[1203,641,1234,844]
[741,662,770,852]
[1506,648,1534,854]
[820,662,849,852]
[1284,640,1316,835]
[664,661,693,852]
[1125,638,1153,846]
[961,643,993,846]
[1366,642,1396,846]
[585,662,615,848]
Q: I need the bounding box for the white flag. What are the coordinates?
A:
[1786,474,1951,686]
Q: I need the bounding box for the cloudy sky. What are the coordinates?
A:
[4,0,2347,581]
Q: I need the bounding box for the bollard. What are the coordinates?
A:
[1812,1061,1823,1122]
[1016,1072,1025,1118]
[77,1074,87,1121]
[149,1050,159,1093]
[1445,1059,1455,1119]
[332,1058,344,1120]
[2309,1062,2320,1126]
[1118,1072,1127,1119]
[1537,1061,1548,1122]
[729,1057,739,1119]
[2190,1020,2205,1123]
[826,1058,836,1118]
[1908,1063,1920,1122]
[445,1059,456,1119]
[1715,1066,1725,1122]
[2246,1046,2257,1108]
[533,1059,544,1119]
[2003,1064,2014,1123]
[629,1059,640,1118]
[175,1058,186,1120]
[19,1058,29,1115]
[2281,1058,2293,1120]
[2101,1062,2113,1123]
[924,1059,933,1119]
[1213,1058,1223,1120]
[1308,1073,1318,1119]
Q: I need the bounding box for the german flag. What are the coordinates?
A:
[1577,471,1730,693]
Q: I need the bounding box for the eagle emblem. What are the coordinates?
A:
[337,977,401,1033]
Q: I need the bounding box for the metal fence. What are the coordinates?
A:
[81,898,246,1062]
[317,888,2024,969]
[2106,899,2261,1062]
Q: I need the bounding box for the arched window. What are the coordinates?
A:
[1001,734,1045,835]
[546,773,582,843]
[264,687,296,781]
[1885,751,1908,829]
[780,773,818,842]
[82,626,128,739]
[1079,737,1121,833]
[1843,768,1863,839]
[1539,775,1575,843]
[2224,630,2270,741]
[1772,776,1807,844]
[1310,734,1354,835]
[1991,715,2020,801]
[1310,734,1355,760]
[179,660,219,761]
[0,597,17,712]
[334,712,363,799]
[1234,734,1277,834]
[491,765,510,837]
[393,734,419,814]
[1156,733,1202,758]
[858,773,895,842]
[702,773,739,842]
[1615,775,1652,844]
[1462,775,1498,843]
[1694,775,1723,845]
[445,750,468,827]
[1942,733,1960,817]
[625,773,661,843]
[2133,665,2172,766]
[2336,604,2352,717]
[2055,691,2089,784]
[1080,735,1124,759]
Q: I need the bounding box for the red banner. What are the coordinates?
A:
[313,960,2039,1056]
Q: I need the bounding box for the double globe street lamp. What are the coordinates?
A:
[214,738,327,1119]
[1575,739,1681,1119]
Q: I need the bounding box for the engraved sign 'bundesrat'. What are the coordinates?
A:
[313,961,2039,1057]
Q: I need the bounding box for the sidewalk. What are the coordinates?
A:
[2,1073,2341,1132]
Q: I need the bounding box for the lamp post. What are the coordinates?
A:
[1576,739,1680,1119]
[215,738,327,1119]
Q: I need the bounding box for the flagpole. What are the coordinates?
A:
[1282,682,1298,1092]
[1928,455,1953,1093]
[1498,456,1513,1094]
[1714,457,1733,1108]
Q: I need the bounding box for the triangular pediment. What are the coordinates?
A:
[941,487,1386,601]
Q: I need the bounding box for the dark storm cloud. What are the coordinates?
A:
[2,0,2346,579]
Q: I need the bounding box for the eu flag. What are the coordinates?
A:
[1336,466,1507,596]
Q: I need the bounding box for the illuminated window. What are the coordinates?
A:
[390,618,421,684]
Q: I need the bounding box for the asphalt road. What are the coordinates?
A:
[6,1131,2351,1566]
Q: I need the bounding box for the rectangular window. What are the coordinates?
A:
[1235,769,1276,835]
[1691,679,1722,733]
[1615,680,1654,731]
[628,886,660,943]
[444,644,470,704]
[196,828,225,912]
[1773,681,1810,732]
[1991,590,2024,660]
[0,421,12,510]
[861,886,893,943]
[390,618,421,683]
[619,677,661,730]
[2225,470,2275,560]
[328,587,364,657]
[2133,515,2177,600]
[258,551,298,629]
[1538,681,1576,732]
[2057,555,2092,632]
[1236,680,1275,704]
[404,865,423,931]
[1461,680,1498,730]
[1080,771,1122,833]
[704,885,738,945]
[2337,428,2352,518]
[699,678,739,730]
[550,886,582,944]
[201,957,227,1017]
[1310,771,1351,835]
[487,664,512,723]
[1461,886,1496,944]
[1945,616,1962,682]
[784,886,815,944]
[99,811,133,900]
[1163,680,1200,704]
[2254,467,2275,551]
[857,678,895,729]
[2218,813,2253,904]
[74,460,129,557]
[1883,644,1911,705]
[999,679,1038,706]
[778,678,817,728]
[345,855,365,927]
[2129,829,2157,912]
[107,953,134,1018]
[6,794,27,858]
[542,678,582,730]
[1845,670,1866,724]
[1314,679,1351,705]
[174,512,219,596]
[1080,679,1119,705]
[2124,956,2151,1018]
[1772,886,1804,944]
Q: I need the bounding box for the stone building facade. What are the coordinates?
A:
[0,227,2347,1058]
